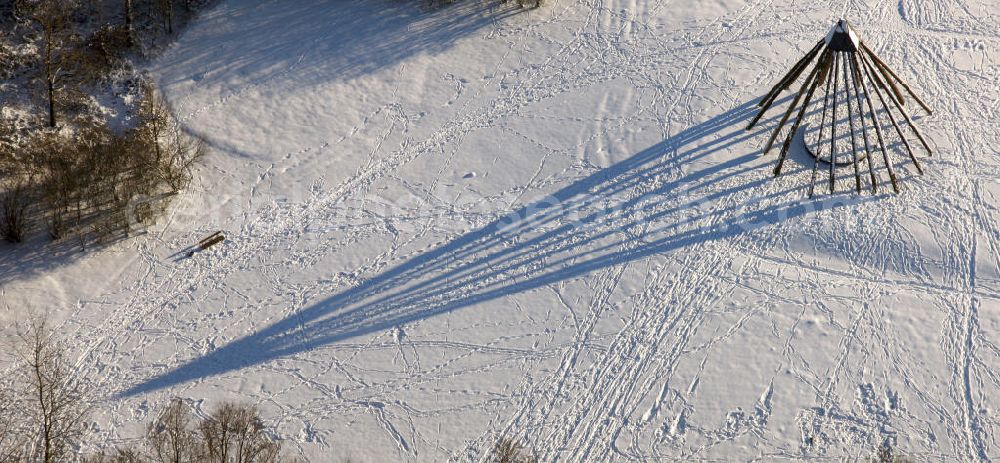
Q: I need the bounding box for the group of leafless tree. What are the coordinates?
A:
[0,320,288,463]
[0,320,914,462]
[0,83,204,245]
[87,399,288,463]
[6,0,209,125]
[0,0,210,246]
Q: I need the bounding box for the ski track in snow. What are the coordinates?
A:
[5,0,1000,461]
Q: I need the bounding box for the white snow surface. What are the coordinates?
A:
[3,0,1000,461]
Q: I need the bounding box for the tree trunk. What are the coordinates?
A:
[166,0,174,34]
[47,77,56,128]
[125,0,133,46]
[44,28,57,128]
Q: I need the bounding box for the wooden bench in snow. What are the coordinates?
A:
[187,231,225,257]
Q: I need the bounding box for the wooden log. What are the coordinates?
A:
[774,51,834,176]
[860,42,933,115]
[859,52,924,175]
[809,47,838,198]
[200,235,225,250]
[187,234,226,257]
[840,52,863,192]
[846,52,879,193]
[197,230,223,247]
[829,52,841,194]
[758,48,833,155]
[850,52,899,192]
[756,39,826,110]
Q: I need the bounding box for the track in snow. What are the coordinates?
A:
[5,0,999,461]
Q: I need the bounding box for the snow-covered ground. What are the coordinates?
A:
[3,0,1000,460]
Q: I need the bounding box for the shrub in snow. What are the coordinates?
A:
[197,403,283,463]
[90,400,287,463]
[0,180,30,243]
[0,0,211,248]
[4,79,204,245]
[491,437,536,463]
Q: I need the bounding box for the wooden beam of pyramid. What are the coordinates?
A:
[845,51,879,193]
[808,48,838,198]
[754,39,826,110]
[774,50,834,176]
[858,50,924,175]
[840,53,863,193]
[759,48,832,156]
[749,19,934,194]
[860,42,933,115]
[849,51,900,192]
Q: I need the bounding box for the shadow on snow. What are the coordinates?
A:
[123,97,873,396]
[0,0,529,285]
[156,0,526,89]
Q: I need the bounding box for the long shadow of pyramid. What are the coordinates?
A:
[122,97,870,397]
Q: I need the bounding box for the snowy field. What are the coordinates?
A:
[3,0,1000,460]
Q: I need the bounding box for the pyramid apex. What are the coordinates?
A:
[825,19,860,51]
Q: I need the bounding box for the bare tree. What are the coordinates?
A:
[162,119,204,192]
[15,319,91,463]
[198,403,281,463]
[136,82,204,192]
[31,131,75,239]
[123,0,133,46]
[0,381,25,463]
[24,0,78,128]
[85,448,147,463]
[88,400,290,463]
[155,0,175,34]
[146,399,199,463]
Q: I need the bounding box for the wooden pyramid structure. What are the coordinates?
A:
[747,20,933,196]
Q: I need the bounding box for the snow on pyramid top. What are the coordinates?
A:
[824,19,860,51]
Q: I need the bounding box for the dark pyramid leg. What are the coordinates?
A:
[858,50,934,157]
[866,48,907,107]
[774,51,834,176]
[768,40,826,97]
[809,49,838,198]
[748,40,826,130]
[846,52,879,193]
[829,52,841,194]
[851,52,899,192]
[758,40,825,104]
[861,42,933,115]
[760,48,833,155]
[859,52,924,175]
[841,52,863,193]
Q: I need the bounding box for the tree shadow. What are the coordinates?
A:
[154,0,537,161]
[122,95,877,396]
[0,192,155,286]
[1,0,529,284]
[155,0,528,90]
[0,235,86,285]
